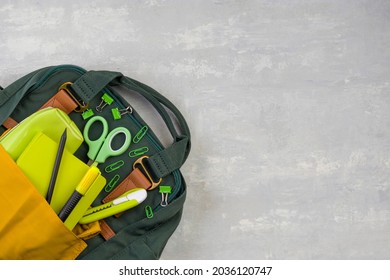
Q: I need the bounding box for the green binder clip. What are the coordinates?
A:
[81,109,94,120]
[159,185,172,207]
[111,106,132,120]
[96,93,114,112]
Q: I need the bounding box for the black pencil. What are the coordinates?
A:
[46,128,67,204]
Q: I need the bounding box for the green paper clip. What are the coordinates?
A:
[104,160,125,173]
[159,185,172,207]
[129,146,149,158]
[82,109,94,120]
[145,205,154,219]
[104,174,120,192]
[96,93,114,112]
[133,126,148,143]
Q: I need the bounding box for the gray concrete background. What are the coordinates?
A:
[1,0,390,259]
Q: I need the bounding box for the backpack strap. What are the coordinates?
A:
[70,71,123,102]
[0,67,51,125]
[1,89,79,130]
[0,66,80,127]
[120,76,191,178]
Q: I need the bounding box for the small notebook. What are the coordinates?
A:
[16,132,106,229]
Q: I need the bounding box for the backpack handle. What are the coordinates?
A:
[71,71,190,140]
[71,70,191,177]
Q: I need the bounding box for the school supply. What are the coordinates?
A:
[81,109,94,120]
[133,125,148,143]
[46,128,67,203]
[159,185,172,207]
[0,64,191,260]
[104,160,125,173]
[58,166,101,222]
[84,116,131,166]
[105,174,121,192]
[96,93,114,112]
[145,205,154,219]
[79,188,147,224]
[15,131,106,216]
[0,107,83,160]
[129,146,149,158]
[112,106,132,120]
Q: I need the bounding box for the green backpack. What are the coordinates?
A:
[0,65,191,259]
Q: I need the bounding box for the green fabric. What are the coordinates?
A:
[0,65,85,127]
[0,67,49,123]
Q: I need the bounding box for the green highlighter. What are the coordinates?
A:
[79,188,147,224]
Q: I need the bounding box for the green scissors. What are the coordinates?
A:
[84,116,131,166]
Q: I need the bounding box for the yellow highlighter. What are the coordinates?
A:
[58,166,100,222]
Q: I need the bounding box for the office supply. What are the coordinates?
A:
[81,108,94,120]
[46,128,67,204]
[133,125,148,143]
[129,146,149,158]
[111,106,132,120]
[16,132,106,215]
[145,205,154,219]
[58,166,101,222]
[63,172,106,230]
[79,188,147,224]
[105,174,121,192]
[84,116,131,166]
[159,185,172,207]
[104,160,125,173]
[96,93,114,112]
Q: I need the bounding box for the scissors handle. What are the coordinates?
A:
[84,116,109,161]
[84,116,132,164]
[95,127,131,163]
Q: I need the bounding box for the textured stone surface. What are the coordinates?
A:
[1,0,390,259]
